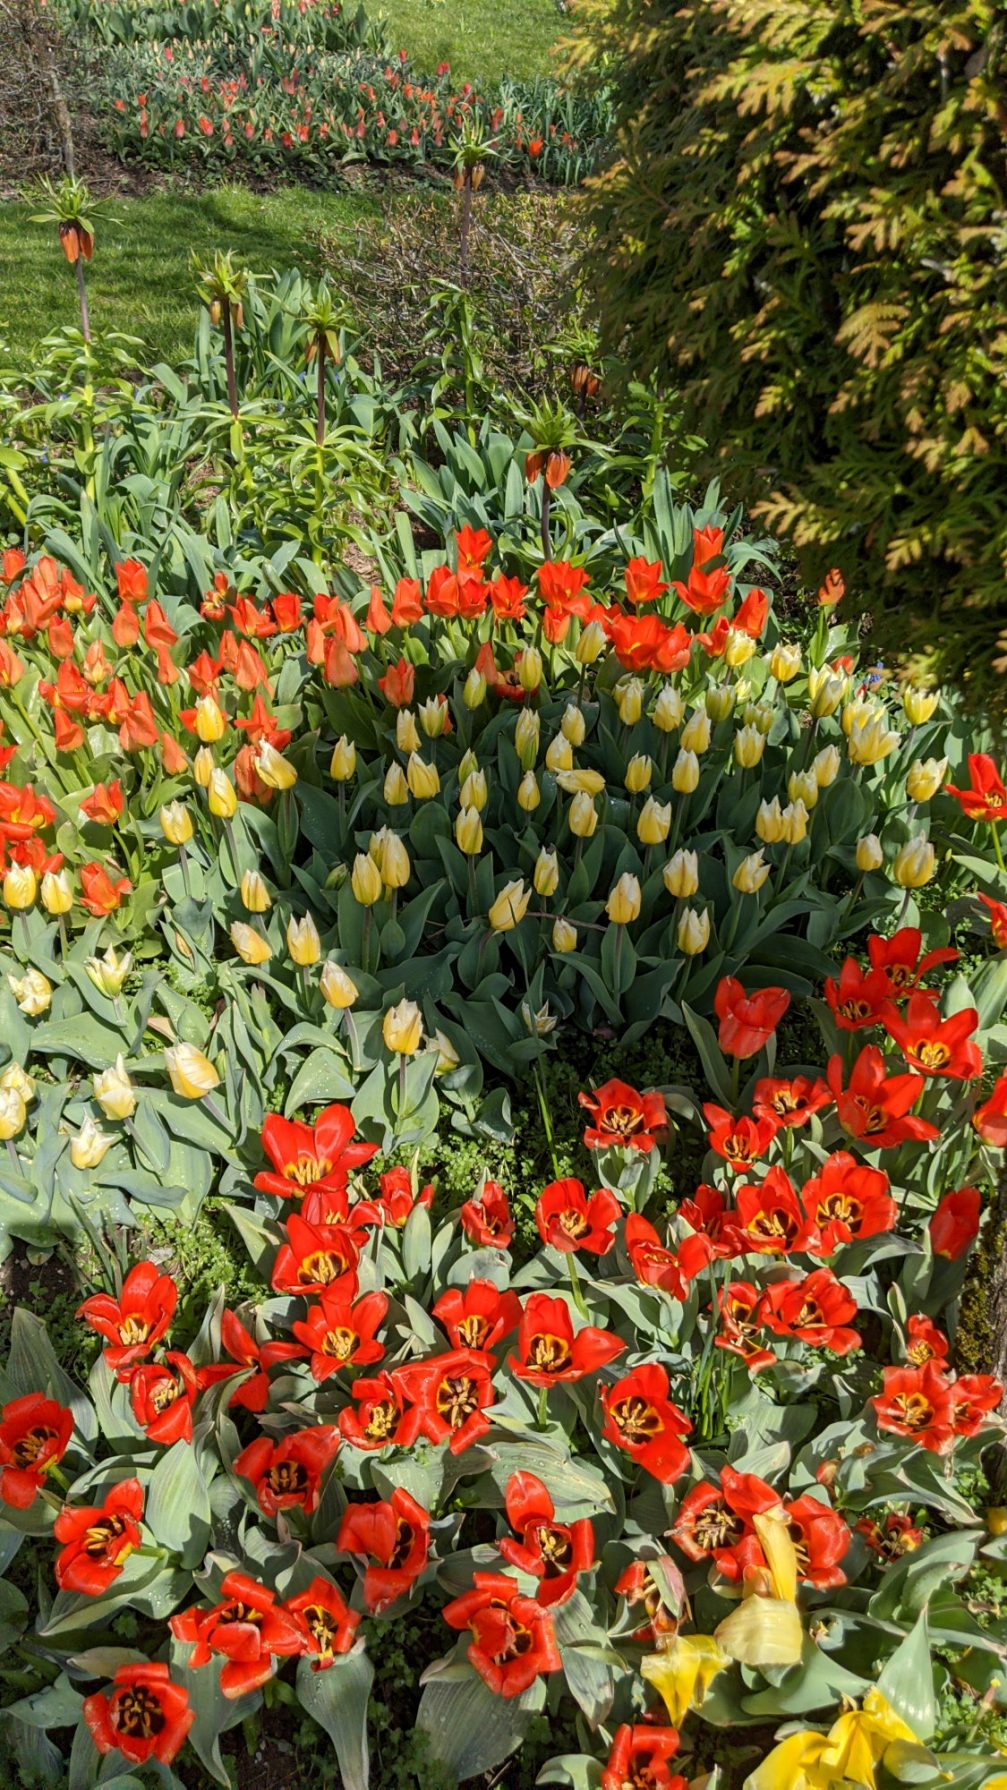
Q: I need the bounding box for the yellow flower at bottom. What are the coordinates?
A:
[231,922,271,966]
[606,872,641,924]
[70,1116,116,1169]
[383,998,423,1055]
[164,1043,220,1100]
[747,1690,920,1790]
[488,880,531,933]
[641,1634,729,1727]
[8,968,52,1016]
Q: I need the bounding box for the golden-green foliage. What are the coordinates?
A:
[572,0,1007,714]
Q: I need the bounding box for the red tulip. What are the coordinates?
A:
[392,1347,496,1454]
[286,1575,360,1668]
[54,1477,143,1594]
[498,1471,595,1607]
[535,1178,621,1255]
[442,1571,561,1699]
[826,1046,938,1148]
[234,1425,339,1517]
[170,1570,303,1699]
[600,1365,692,1483]
[84,1662,193,1765]
[509,1293,624,1386]
[714,976,791,1058]
[928,1186,982,1258]
[337,1487,430,1613]
[291,1281,389,1380]
[0,1393,73,1508]
[577,1079,667,1152]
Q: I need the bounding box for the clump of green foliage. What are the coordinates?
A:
[570,0,1007,716]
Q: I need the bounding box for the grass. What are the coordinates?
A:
[376,0,563,85]
[0,184,379,367]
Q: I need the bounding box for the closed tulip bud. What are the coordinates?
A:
[756,797,787,844]
[85,946,132,997]
[515,709,540,769]
[383,997,423,1055]
[0,1088,26,1140]
[3,864,36,909]
[455,806,483,855]
[769,642,802,683]
[320,960,358,1009]
[230,921,271,965]
[8,968,51,1015]
[681,710,712,755]
[625,753,653,793]
[893,835,936,889]
[384,762,409,805]
[560,703,587,747]
[606,872,641,924]
[41,869,73,915]
[463,666,487,709]
[254,742,297,791]
[841,695,874,738]
[788,769,819,810]
[545,733,574,774]
[652,685,685,732]
[287,912,321,965]
[856,833,884,872]
[733,849,771,894]
[406,753,440,799]
[458,749,479,783]
[329,736,356,780]
[808,667,847,718]
[418,696,448,739]
[488,879,531,932]
[556,767,606,796]
[742,701,775,735]
[207,768,238,818]
[813,745,841,787]
[671,748,700,793]
[705,684,736,723]
[0,1064,34,1104]
[241,869,271,913]
[664,848,699,898]
[193,746,215,789]
[724,627,757,669]
[637,796,672,845]
[432,1028,460,1074]
[194,694,226,743]
[615,677,644,725]
[396,710,421,754]
[459,769,487,811]
[552,916,578,953]
[378,831,410,889]
[906,756,947,803]
[677,906,710,955]
[782,799,809,844]
[734,725,765,769]
[569,790,598,837]
[70,1115,116,1169]
[848,713,899,767]
[533,847,560,897]
[575,620,606,665]
[903,686,939,725]
[93,1054,137,1121]
[164,1042,220,1100]
[517,770,541,811]
[159,800,193,845]
[519,647,543,693]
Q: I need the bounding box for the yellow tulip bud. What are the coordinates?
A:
[192,746,215,789]
[488,879,531,932]
[230,921,271,965]
[652,685,684,732]
[377,831,410,889]
[463,667,487,709]
[194,694,226,743]
[406,754,440,800]
[396,710,421,754]
[85,946,132,998]
[671,749,699,794]
[3,864,36,910]
[663,848,699,898]
[742,701,775,736]
[560,703,587,747]
[756,797,787,845]
[517,770,541,812]
[384,762,409,805]
[455,806,484,856]
[254,741,297,791]
[906,757,947,803]
[893,835,935,889]
[383,997,423,1055]
[164,1041,220,1100]
[733,849,771,894]
[625,753,653,794]
[856,833,884,872]
[606,872,641,924]
[93,1054,136,1121]
[808,667,846,718]
[287,912,321,965]
[842,695,874,738]
[724,627,756,669]
[575,620,606,665]
[769,642,801,683]
[677,906,710,955]
[207,768,238,818]
[458,750,479,784]
[515,709,540,769]
[41,869,73,915]
[8,969,52,1015]
[556,768,606,796]
[533,847,560,897]
[812,745,841,787]
[432,1028,460,1074]
[637,796,672,845]
[848,712,899,767]
[552,916,578,953]
[782,799,809,845]
[320,960,358,1009]
[681,710,711,754]
[70,1115,116,1170]
[568,791,598,837]
[903,686,939,725]
[518,648,543,693]
[788,769,819,810]
[0,1088,26,1140]
[615,677,644,725]
[241,869,271,913]
[0,1063,34,1104]
[705,684,736,724]
[545,734,574,775]
[418,696,448,739]
[459,769,488,811]
[160,800,193,845]
[734,725,765,769]
[329,736,356,780]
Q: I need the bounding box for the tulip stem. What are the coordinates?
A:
[566,1250,589,1319]
[535,1386,550,1432]
[5,1140,19,1173]
[342,1008,361,1075]
[992,824,1006,876]
[532,1061,561,1179]
[179,842,192,901]
[398,1056,407,1115]
[57,914,69,957]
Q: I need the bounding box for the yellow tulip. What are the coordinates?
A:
[159,801,193,846]
[351,852,383,907]
[533,848,559,897]
[705,683,736,723]
[164,1042,220,1100]
[560,703,586,746]
[254,742,297,791]
[788,769,818,811]
[715,1593,803,1668]
[382,998,423,1055]
[671,749,699,794]
[241,869,271,913]
[615,677,644,725]
[769,641,801,683]
[733,849,771,894]
[756,797,787,844]
[556,768,606,796]
[747,1691,919,1790]
[41,869,73,915]
[320,960,358,1009]
[813,744,841,787]
[462,666,487,708]
[782,798,809,845]
[903,686,939,725]
[652,685,684,732]
[625,753,653,793]
[70,1116,116,1169]
[459,769,488,811]
[677,906,710,955]
[521,1000,557,1038]
[569,791,598,837]
[518,647,543,693]
[517,770,541,812]
[3,864,36,910]
[515,709,540,769]
[734,724,765,769]
[0,1088,27,1140]
[455,806,484,856]
[0,1063,34,1104]
[893,835,935,889]
[808,667,846,718]
[418,696,448,739]
[85,946,132,997]
[856,833,884,872]
[545,734,574,775]
[641,1634,729,1727]
[287,913,321,965]
[552,917,578,953]
[8,969,52,1015]
[396,710,420,754]
[575,620,606,665]
[432,1028,460,1074]
[207,769,238,819]
[742,700,775,735]
[194,694,226,743]
[384,763,409,805]
[488,879,531,932]
[637,796,671,845]
[906,756,946,803]
[192,746,214,789]
[723,625,756,669]
[93,1054,137,1121]
[231,922,271,965]
[606,872,641,924]
[377,831,410,889]
[681,709,711,754]
[663,848,699,898]
[329,735,356,780]
[406,754,440,800]
[849,712,900,767]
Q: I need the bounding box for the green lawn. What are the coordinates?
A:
[376,0,562,85]
[0,186,378,367]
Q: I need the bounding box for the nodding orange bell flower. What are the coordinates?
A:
[59,221,92,263]
[544,448,571,489]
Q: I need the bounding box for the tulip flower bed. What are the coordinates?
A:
[4,299,1007,1784]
